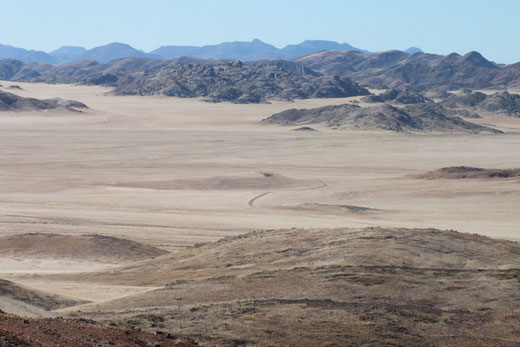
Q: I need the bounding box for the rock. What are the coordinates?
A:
[293,126,317,132]
[1,58,369,103]
[293,50,517,90]
[114,62,370,103]
[446,109,481,118]
[440,90,487,108]
[0,90,88,112]
[264,101,501,133]
[416,166,520,179]
[362,88,431,104]
[477,91,520,117]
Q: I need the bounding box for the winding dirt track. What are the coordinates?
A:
[248,182,327,207]
[248,192,271,207]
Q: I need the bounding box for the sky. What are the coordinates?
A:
[1,0,519,63]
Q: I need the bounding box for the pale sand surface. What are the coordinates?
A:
[0,258,118,274]
[1,81,520,303]
[4,278,160,305]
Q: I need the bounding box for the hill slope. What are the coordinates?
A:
[75,42,157,63]
[0,233,168,264]
[294,50,518,89]
[62,227,520,346]
[0,58,369,103]
[0,279,86,317]
[263,102,501,133]
[0,90,87,112]
[439,90,520,117]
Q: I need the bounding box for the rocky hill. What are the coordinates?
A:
[439,90,520,117]
[0,90,88,112]
[294,50,520,89]
[439,89,488,108]
[0,233,167,264]
[0,58,369,103]
[114,60,369,102]
[2,47,520,100]
[478,91,520,117]
[362,88,432,104]
[60,227,520,346]
[416,166,520,179]
[263,101,501,133]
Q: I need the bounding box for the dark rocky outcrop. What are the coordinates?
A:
[0,90,88,112]
[439,90,488,108]
[293,126,317,132]
[115,60,369,103]
[0,58,369,103]
[439,90,520,117]
[264,102,501,133]
[478,91,520,117]
[446,108,481,119]
[293,50,519,90]
[362,88,431,104]
[416,166,520,179]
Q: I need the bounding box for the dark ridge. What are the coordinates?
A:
[264,102,501,134]
[0,58,369,103]
[363,88,432,104]
[293,126,317,132]
[478,91,520,117]
[0,90,88,112]
[416,166,520,179]
[293,50,520,89]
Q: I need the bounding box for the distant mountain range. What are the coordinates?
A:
[293,50,520,90]
[2,38,519,105]
[1,40,406,64]
[2,46,519,104]
[0,44,56,64]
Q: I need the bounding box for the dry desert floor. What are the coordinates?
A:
[1,81,520,345]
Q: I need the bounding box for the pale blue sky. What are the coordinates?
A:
[1,0,519,63]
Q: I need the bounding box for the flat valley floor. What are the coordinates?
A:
[1,81,520,345]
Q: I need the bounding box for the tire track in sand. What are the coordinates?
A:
[248,192,271,207]
[248,182,327,208]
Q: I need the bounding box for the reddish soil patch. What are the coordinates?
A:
[0,313,195,347]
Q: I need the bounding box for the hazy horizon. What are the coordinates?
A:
[1,0,519,63]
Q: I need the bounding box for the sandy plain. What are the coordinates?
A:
[0,81,520,344]
[1,82,519,247]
